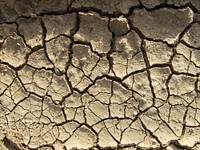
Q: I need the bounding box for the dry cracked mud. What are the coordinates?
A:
[0,0,200,150]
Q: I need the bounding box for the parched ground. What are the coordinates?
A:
[0,0,200,150]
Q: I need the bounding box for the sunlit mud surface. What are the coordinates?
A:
[0,0,200,149]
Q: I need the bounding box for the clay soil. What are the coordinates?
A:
[0,0,200,150]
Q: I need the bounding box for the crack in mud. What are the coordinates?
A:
[0,0,200,150]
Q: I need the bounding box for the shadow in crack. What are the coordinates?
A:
[3,136,22,150]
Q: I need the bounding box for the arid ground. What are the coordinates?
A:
[0,0,200,149]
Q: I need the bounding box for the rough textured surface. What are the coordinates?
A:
[0,0,200,150]
[71,0,140,14]
[141,0,165,9]
[182,22,200,48]
[43,13,77,41]
[129,7,193,45]
[74,12,112,54]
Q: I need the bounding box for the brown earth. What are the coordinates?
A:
[0,0,200,149]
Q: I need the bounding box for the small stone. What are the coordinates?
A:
[109,16,130,36]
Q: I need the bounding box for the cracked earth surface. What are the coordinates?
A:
[0,0,200,150]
